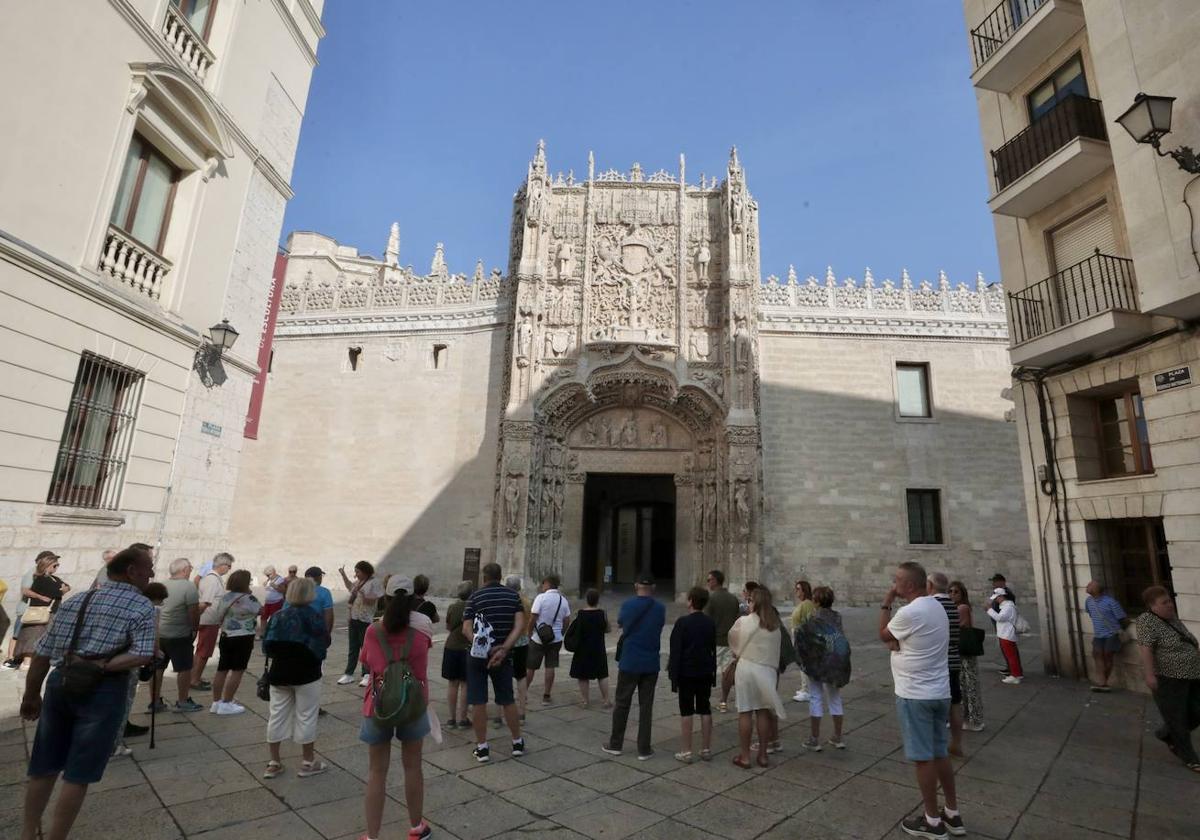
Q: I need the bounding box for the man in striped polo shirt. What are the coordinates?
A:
[928,572,963,757]
[462,562,527,762]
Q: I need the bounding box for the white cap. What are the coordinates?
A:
[992,588,1008,598]
[386,574,413,596]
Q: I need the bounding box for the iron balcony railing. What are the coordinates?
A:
[1007,251,1137,345]
[992,94,1107,193]
[971,0,1048,68]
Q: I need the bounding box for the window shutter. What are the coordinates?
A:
[1050,203,1118,271]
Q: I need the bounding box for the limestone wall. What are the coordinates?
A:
[227,325,507,592]
[758,332,1032,604]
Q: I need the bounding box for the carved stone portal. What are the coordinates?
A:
[495,144,763,596]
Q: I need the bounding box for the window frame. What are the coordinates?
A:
[895,362,934,421]
[1026,52,1088,122]
[905,488,945,547]
[46,352,146,511]
[1092,388,1153,478]
[1092,518,1172,613]
[110,133,181,255]
[173,0,219,41]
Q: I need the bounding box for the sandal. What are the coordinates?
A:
[297,759,328,777]
[263,761,284,779]
[1186,762,1200,773]
[717,702,728,713]
[699,748,712,762]
[732,755,751,769]
[673,751,693,763]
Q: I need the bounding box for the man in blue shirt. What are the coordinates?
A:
[603,575,666,760]
[1084,580,1129,692]
[297,566,335,641]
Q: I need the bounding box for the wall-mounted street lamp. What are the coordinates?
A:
[1115,93,1200,173]
[194,318,240,388]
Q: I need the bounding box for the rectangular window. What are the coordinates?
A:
[1028,54,1088,121]
[47,353,145,510]
[172,0,218,40]
[432,343,448,370]
[1093,519,1172,612]
[906,489,943,545]
[896,363,932,418]
[110,133,180,253]
[1094,389,1153,477]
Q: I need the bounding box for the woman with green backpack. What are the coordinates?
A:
[357,575,435,840]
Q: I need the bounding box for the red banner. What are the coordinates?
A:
[244,252,287,439]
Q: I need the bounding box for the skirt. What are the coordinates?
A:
[734,658,786,717]
[14,622,49,658]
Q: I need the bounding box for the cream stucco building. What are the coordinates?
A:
[0,0,324,593]
[963,0,1200,683]
[232,145,1032,602]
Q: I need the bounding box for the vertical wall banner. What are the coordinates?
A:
[244,252,287,439]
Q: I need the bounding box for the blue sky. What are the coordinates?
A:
[282,1,998,286]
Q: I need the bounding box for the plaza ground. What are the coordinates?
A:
[0,602,1192,839]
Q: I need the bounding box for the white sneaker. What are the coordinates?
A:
[1001,676,1023,685]
[793,691,810,702]
[210,701,224,713]
[216,701,246,715]
[359,674,371,688]
[336,674,356,685]
[964,722,986,732]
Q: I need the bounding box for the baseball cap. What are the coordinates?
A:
[304,566,325,578]
[386,574,414,596]
[990,573,1007,582]
[636,574,656,586]
[35,550,61,563]
[992,588,1008,598]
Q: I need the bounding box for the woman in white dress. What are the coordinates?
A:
[729,586,785,768]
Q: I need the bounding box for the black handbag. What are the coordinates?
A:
[535,595,565,645]
[960,626,986,658]
[257,657,272,702]
[60,591,108,700]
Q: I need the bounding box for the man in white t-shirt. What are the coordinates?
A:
[527,574,571,705]
[880,561,963,839]
[192,553,233,691]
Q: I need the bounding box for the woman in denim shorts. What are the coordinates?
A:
[358,576,434,840]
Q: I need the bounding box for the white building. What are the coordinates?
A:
[0,0,324,592]
[962,0,1200,683]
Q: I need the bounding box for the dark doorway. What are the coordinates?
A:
[581,473,676,595]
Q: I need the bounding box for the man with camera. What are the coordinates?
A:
[20,545,156,840]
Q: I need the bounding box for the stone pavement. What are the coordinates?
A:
[0,603,1193,840]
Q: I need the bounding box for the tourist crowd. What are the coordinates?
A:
[3,545,1198,840]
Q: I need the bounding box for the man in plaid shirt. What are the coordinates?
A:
[20,545,155,840]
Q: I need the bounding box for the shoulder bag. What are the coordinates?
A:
[562,610,584,653]
[21,604,52,626]
[615,600,655,663]
[960,625,986,657]
[722,621,761,696]
[536,594,565,646]
[60,590,109,699]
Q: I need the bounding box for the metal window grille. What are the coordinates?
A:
[906,489,943,545]
[46,352,145,510]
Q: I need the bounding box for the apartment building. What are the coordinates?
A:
[0,0,324,591]
[962,0,1200,685]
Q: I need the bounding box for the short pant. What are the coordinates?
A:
[896,696,951,762]
[359,712,431,745]
[676,676,713,717]
[159,635,195,673]
[1093,635,1121,654]
[441,647,467,682]
[194,624,220,659]
[527,640,561,671]
[216,634,254,672]
[466,653,515,706]
[949,669,962,705]
[28,669,130,784]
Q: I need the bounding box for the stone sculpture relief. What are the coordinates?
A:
[570,409,684,450]
[588,221,677,345]
[504,474,522,536]
[734,480,751,538]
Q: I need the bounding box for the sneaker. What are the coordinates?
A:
[542,694,552,705]
[1001,676,1023,685]
[826,737,846,750]
[473,745,490,763]
[511,738,526,757]
[297,759,328,777]
[112,743,133,757]
[445,719,458,730]
[172,698,203,713]
[216,701,246,716]
[601,744,623,756]
[801,737,822,752]
[674,751,693,763]
[336,674,356,685]
[123,721,149,737]
[210,701,224,713]
[699,748,713,761]
[408,821,433,840]
[901,815,948,838]
[359,674,371,688]
[1,659,19,670]
[146,698,168,713]
[963,721,986,732]
[766,740,783,754]
[192,679,212,691]
[939,810,966,837]
[792,690,810,702]
[717,702,728,713]
[637,751,654,761]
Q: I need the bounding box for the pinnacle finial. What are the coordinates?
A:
[787,264,797,283]
[587,150,594,181]
[679,153,685,183]
[531,139,547,176]
[729,145,740,169]
[825,265,836,284]
[474,259,484,282]
[976,271,986,289]
[385,222,400,266]
[431,242,446,276]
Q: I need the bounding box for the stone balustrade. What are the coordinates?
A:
[760,266,1006,319]
[98,225,171,302]
[162,3,215,84]
[280,265,507,315]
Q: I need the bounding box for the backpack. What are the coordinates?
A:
[371,628,427,728]
[794,614,852,688]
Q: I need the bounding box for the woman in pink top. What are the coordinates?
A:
[358,576,434,840]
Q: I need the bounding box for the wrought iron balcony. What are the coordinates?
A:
[98,225,171,302]
[971,0,1048,68]
[992,94,1107,193]
[162,3,215,84]
[1007,251,1136,346]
